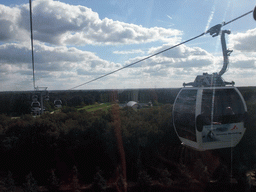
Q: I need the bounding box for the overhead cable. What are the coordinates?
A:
[69,10,253,90]
[69,33,205,90]
[29,0,36,90]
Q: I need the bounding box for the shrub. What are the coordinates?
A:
[71,166,80,192]
[3,171,15,192]
[137,170,152,191]
[61,106,77,113]
[47,169,60,192]
[23,172,38,192]
[92,167,106,192]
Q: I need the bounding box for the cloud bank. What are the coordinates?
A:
[0,0,255,91]
[1,0,182,46]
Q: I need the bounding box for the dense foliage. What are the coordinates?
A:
[0,104,178,187]
[0,87,256,191]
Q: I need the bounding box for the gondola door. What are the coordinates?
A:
[197,87,247,150]
[173,88,200,149]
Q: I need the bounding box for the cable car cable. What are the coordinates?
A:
[223,10,253,26]
[254,6,256,20]
[69,32,205,90]
[29,0,36,90]
[69,10,253,90]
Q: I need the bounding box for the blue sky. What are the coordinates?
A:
[0,0,256,91]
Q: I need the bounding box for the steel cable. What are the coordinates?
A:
[67,10,253,90]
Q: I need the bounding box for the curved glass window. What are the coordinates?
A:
[201,88,245,125]
[31,102,40,107]
[174,89,197,141]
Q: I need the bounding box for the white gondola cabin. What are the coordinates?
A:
[173,25,247,151]
[31,100,41,115]
[173,86,247,151]
[54,99,62,108]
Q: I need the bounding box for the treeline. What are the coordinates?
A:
[0,92,31,116]
[0,88,180,116]
[0,101,256,190]
[1,87,256,117]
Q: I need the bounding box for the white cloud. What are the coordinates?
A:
[0,0,184,91]
[113,49,144,54]
[230,54,256,69]
[138,43,214,70]
[0,0,255,91]
[0,4,28,42]
[0,0,182,46]
[229,28,256,52]
[0,43,31,64]
[0,42,124,89]
[226,28,256,72]
[148,44,210,59]
[111,43,217,87]
[63,18,182,45]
